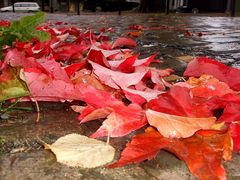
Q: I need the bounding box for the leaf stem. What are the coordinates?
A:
[31,98,40,122]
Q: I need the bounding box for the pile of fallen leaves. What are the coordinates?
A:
[0,13,240,179]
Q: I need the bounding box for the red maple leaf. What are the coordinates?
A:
[184,57,240,91]
[230,123,240,153]
[147,86,212,117]
[187,75,236,99]
[112,37,137,49]
[110,127,232,180]
[90,103,147,138]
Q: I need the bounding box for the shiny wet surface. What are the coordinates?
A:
[1,13,240,69]
[0,13,240,180]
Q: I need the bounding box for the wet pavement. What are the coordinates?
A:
[0,13,240,179]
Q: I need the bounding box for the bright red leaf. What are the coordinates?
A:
[184,57,240,91]
[90,104,147,138]
[78,106,112,123]
[64,61,87,76]
[187,75,236,99]
[219,102,240,123]
[87,49,110,67]
[91,45,132,59]
[230,123,240,153]
[108,54,158,72]
[203,94,240,123]
[147,86,212,117]
[112,37,137,49]
[117,54,139,73]
[133,54,159,67]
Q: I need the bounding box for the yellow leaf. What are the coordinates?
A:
[45,134,115,168]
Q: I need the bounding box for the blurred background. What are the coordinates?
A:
[0,0,239,15]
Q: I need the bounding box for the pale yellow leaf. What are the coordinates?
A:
[45,134,115,168]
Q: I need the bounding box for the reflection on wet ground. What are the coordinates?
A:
[0,13,240,69]
[0,13,240,70]
[46,14,240,69]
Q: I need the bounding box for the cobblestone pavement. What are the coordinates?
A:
[0,13,240,180]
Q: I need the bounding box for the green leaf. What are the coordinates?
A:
[0,12,49,59]
[8,11,49,42]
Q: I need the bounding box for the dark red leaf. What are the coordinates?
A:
[185,30,192,36]
[219,102,240,123]
[204,94,240,124]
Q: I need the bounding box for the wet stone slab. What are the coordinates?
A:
[202,37,240,43]
[207,42,240,52]
[0,151,153,180]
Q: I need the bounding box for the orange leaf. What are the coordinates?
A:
[126,31,142,38]
[146,109,216,138]
[166,129,233,179]
[188,75,236,99]
[110,128,232,180]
